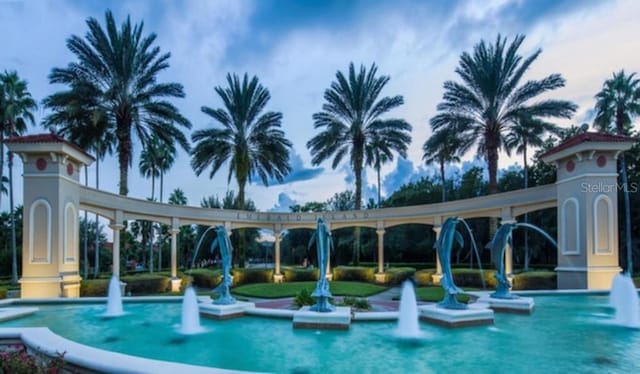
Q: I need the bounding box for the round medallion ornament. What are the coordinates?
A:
[67,163,74,176]
[36,158,47,171]
[566,159,575,172]
[597,155,607,168]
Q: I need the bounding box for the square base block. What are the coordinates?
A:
[293,306,351,330]
[476,295,535,314]
[419,303,494,328]
[199,301,255,320]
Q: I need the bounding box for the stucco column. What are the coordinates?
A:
[169,219,181,292]
[273,231,284,283]
[432,226,443,285]
[374,228,386,284]
[110,221,125,278]
[501,219,517,278]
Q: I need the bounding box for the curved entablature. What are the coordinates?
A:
[78,183,557,231]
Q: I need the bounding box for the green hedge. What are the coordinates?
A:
[451,268,496,288]
[80,279,110,296]
[188,269,222,289]
[0,287,7,299]
[381,267,416,285]
[414,269,436,287]
[360,262,434,270]
[512,271,557,290]
[282,267,318,282]
[121,275,169,295]
[441,269,557,290]
[232,268,273,286]
[332,266,375,282]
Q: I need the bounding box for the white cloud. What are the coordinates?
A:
[2,0,639,214]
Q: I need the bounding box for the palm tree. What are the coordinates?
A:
[47,10,191,196]
[504,116,559,271]
[139,138,161,200]
[307,62,412,264]
[594,70,640,275]
[422,127,470,202]
[0,71,37,284]
[191,73,292,267]
[43,76,116,279]
[366,133,408,207]
[430,34,576,197]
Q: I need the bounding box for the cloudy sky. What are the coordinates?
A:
[1,0,639,213]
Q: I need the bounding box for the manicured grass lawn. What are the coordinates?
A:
[232,281,387,299]
[411,286,471,303]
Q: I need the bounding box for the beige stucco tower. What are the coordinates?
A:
[541,132,636,289]
[6,134,94,298]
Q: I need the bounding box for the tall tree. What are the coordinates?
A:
[430,34,576,198]
[0,71,37,284]
[47,10,191,196]
[191,73,292,267]
[504,116,559,271]
[307,62,412,264]
[594,70,640,275]
[422,127,469,202]
[366,133,408,207]
[43,73,116,279]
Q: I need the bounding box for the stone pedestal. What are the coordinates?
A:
[419,303,494,328]
[199,301,255,320]
[273,274,284,283]
[293,306,351,330]
[170,278,182,293]
[476,295,535,314]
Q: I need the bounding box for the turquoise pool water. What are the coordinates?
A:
[2,295,639,373]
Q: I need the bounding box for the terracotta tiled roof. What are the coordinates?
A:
[4,133,94,160]
[539,132,637,159]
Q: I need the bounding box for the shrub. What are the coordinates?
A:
[120,275,169,295]
[382,267,416,285]
[512,271,557,290]
[232,268,273,286]
[450,269,496,288]
[80,279,110,296]
[341,296,371,311]
[333,266,375,282]
[360,262,435,270]
[188,269,222,289]
[282,267,318,282]
[0,344,65,374]
[293,288,315,308]
[414,269,436,287]
[0,287,7,299]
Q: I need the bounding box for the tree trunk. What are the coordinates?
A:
[376,166,381,208]
[487,138,499,239]
[117,125,130,196]
[523,146,530,272]
[440,160,446,203]
[160,172,164,203]
[9,151,18,285]
[0,131,4,209]
[83,166,89,278]
[237,181,246,268]
[617,109,633,275]
[94,159,100,278]
[148,222,154,273]
[353,151,363,265]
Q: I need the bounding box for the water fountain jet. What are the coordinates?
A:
[395,281,422,339]
[609,273,640,328]
[103,275,124,317]
[177,286,206,334]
